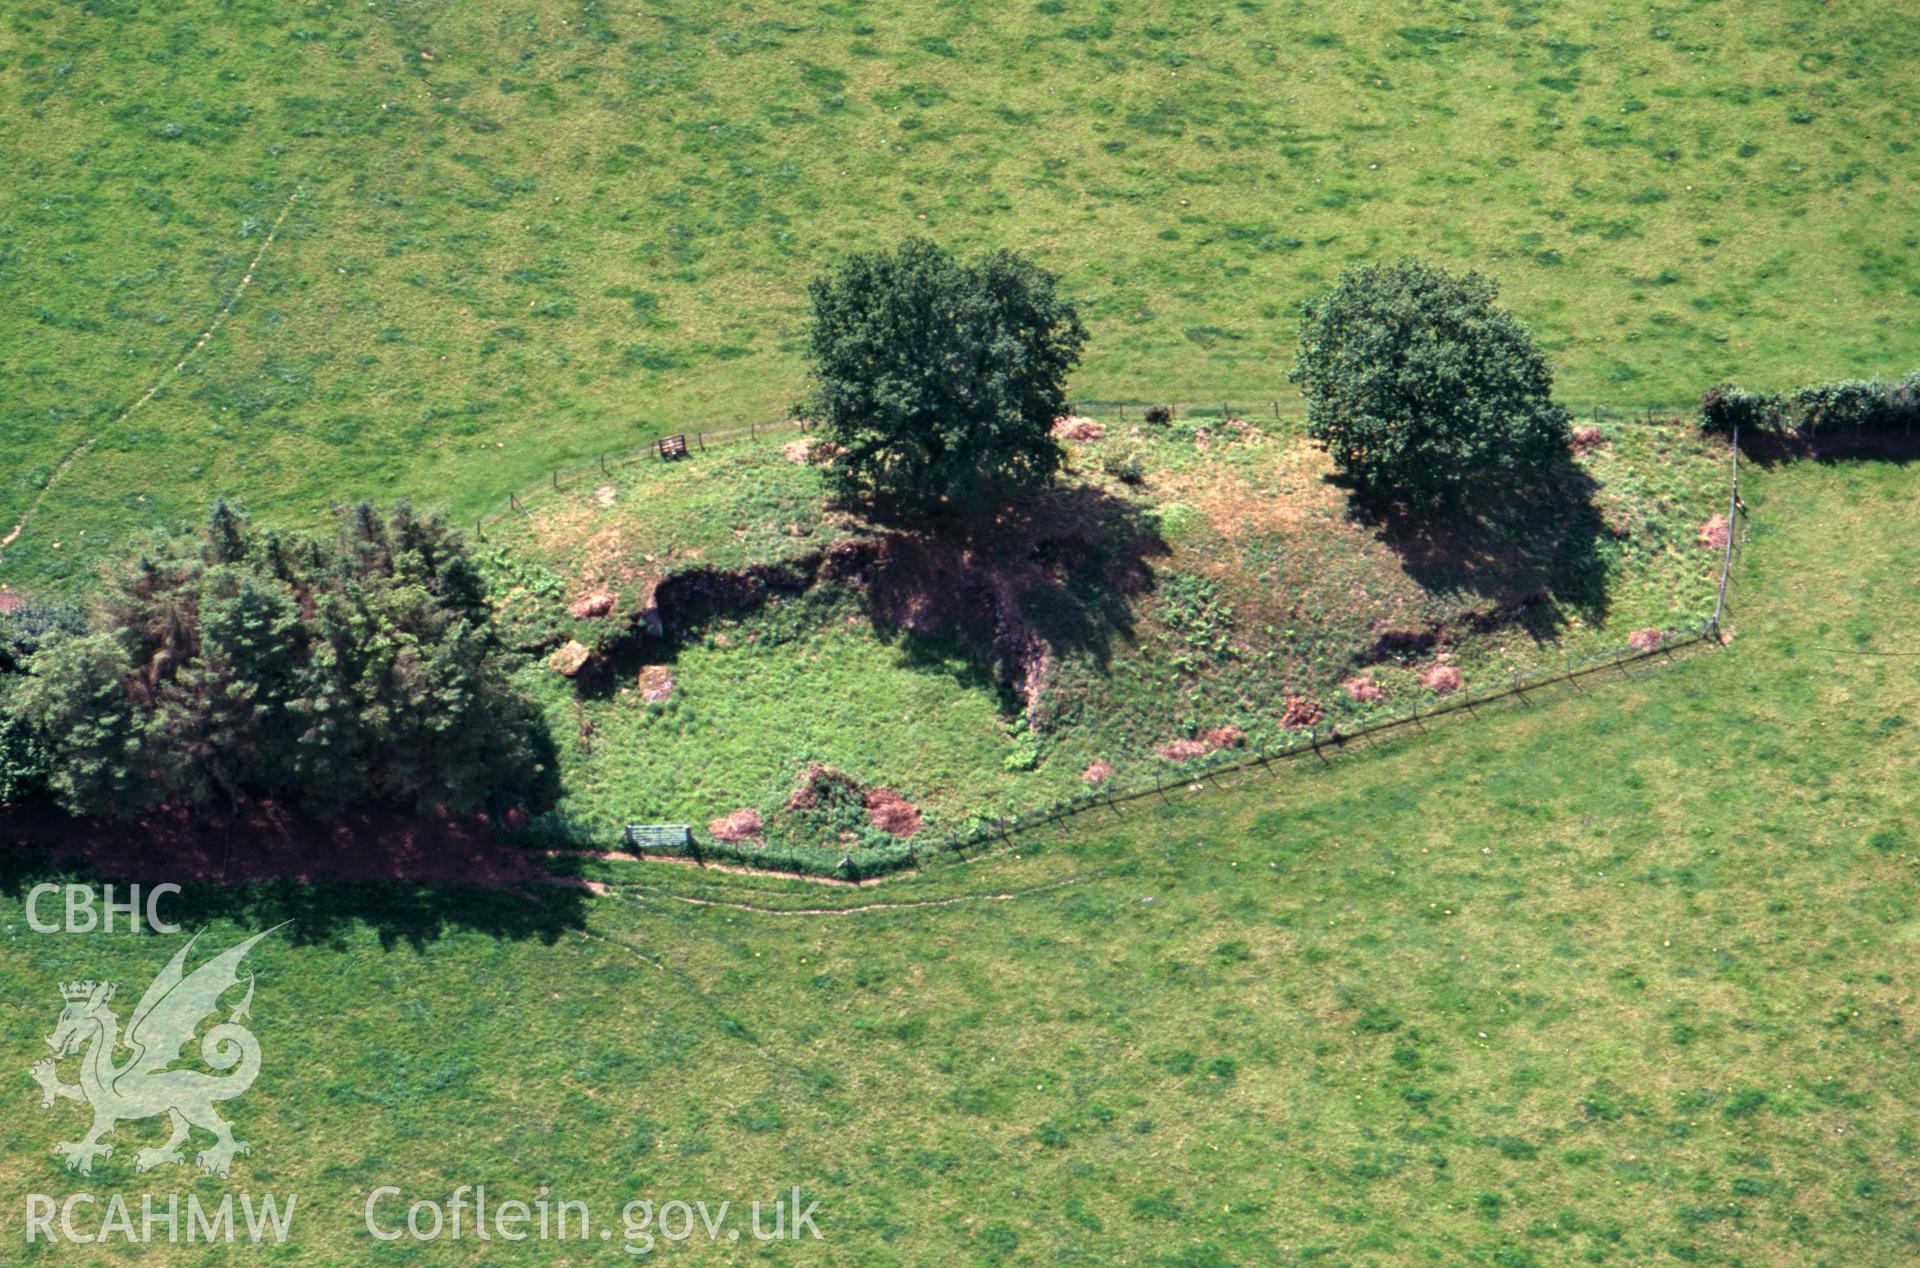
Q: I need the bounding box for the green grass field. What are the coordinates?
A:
[4,2,1918,1260]
[3,430,1913,1263]
[4,0,1918,589]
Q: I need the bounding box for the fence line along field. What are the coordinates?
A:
[4,0,1917,588]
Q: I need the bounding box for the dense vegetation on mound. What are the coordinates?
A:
[2,456,1911,1265]
[483,411,1725,843]
[4,0,1917,588]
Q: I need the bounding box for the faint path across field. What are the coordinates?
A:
[0,189,301,565]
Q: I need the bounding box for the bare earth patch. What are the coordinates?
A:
[1051,416,1105,442]
[784,437,843,465]
[0,586,23,614]
[1156,738,1211,762]
[1202,724,1246,749]
[1571,425,1605,455]
[594,484,617,507]
[708,808,764,844]
[864,788,922,837]
[1082,760,1113,784]
[1156,438,1343,539]
[1628,628,1666,651]
[1698,514,1730,551]
[1421,664,1463,694]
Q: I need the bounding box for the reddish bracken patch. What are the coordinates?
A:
[708,808,764,844]
[1156,738,1211,762]
[1570,425,1605,455]
[864,788,922,837]
[0,587,23,615]
[1082,760,1114,784]
[1343,676,1388,704]
[785,763,838,810]
[1202,724,1247,749]
[1628,628,1666,652]
[1279,696,1324,730]
[1051,416,1105,442]
[569,589,615,619]
[1697,514,1730,551]
[638,664,674,702]
[1421,664,1463,694]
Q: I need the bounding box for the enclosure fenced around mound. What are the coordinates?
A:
[503,418,1746,882]
[470,397,1701,540]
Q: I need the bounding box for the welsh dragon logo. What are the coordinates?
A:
[29,926,282,1178]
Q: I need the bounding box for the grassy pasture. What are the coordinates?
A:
[4,0,1918,589]
[1,440,1914,1264]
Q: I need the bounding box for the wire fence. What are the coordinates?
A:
[504,419,1746,883]
[469,397,1704,543]
[1063,397,1696,426]
[473,415,818,540]
[593,619,1727,881]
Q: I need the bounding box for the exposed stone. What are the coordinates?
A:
[638,664,674,701]
[548,640,591,677]
[569,589,616,619]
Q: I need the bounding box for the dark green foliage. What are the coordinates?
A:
[1698,371,1920,436]
[0,686,50,803]
[799,238,1087,513]
[8,501,554,819]
[1144,404,1174,425]
[1698,382,1779,435]
[1290,260,1572,507]
[768,765,901,851]
[0,599,86,803]
[0,599,86,674]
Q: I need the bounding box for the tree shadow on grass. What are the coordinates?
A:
[583,480,1169,711]
[1735,428,1920,470]
[0,798,590,951]
[850,480,1169,690]
[1337,452,1613,639]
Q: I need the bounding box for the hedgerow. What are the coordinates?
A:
[1699,371,1920,437]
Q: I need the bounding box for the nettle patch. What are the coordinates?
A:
[1157,574,1238,673]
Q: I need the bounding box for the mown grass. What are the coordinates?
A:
[4,0,1918,589]
[1,448,1913,1264]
